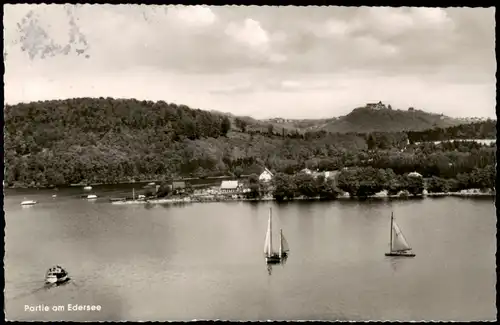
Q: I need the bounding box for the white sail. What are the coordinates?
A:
[264,225,271,256]
[263,209,273,256]
[281,231,290,253]
[391,221,411,252]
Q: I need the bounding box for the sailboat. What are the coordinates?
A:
[263,207,290,264]
[385,212,415,257]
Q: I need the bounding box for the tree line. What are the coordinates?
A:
[407,120,496,143]
[3,98,496,188]
[242,165,495,201]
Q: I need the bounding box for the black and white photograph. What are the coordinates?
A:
[2,4,496,321]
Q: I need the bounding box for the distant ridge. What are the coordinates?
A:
[314,102,463,133]
[6,98,490,135]
[254,101,477,133]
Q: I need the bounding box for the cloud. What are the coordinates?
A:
[349,7,454,40]
[210,74,351,96]
[223,17,289,67]
[225,18,269,50]
[280,80,301,89]
[167,5,216,26]
[268,53,287,63]
[355,35,399,57]
[411,7,453,26]
[324,19,351,37]
[363,7,416,36]
[2,5,496,118]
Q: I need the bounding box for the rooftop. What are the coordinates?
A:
[261,167,274,176]
[408,171,422,178]
[172,181,186,189]
[220,180,239,189]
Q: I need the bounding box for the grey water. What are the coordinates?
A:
[3,185,497,321]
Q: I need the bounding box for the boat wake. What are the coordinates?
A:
[7,272,95,302]
[8,278,75,301]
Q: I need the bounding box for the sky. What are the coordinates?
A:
[3,5,497,119]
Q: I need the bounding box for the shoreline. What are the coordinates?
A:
[426,192,495,197]
[5,176,235,190]
[110,191,495,205]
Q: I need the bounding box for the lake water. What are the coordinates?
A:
[3,185,497,321]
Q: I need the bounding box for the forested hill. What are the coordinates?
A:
[204,102,470,134]
[3,97,496,188]
[313,104,465,133]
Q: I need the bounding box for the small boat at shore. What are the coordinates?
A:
[20,200,37,206]
[264,208,290,264]
[86,194,97,200]
[83,185,92,191]
[45,265,69,284]
[385,212,415,257]
[109,197,126,202]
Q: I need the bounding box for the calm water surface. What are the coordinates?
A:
[3,186,497,321]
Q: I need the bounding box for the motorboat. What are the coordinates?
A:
[87,194,97,199]
[20,200,37,206]
[45,265,69,284]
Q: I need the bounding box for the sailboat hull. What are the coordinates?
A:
[385,251,415,257]
[266,256,282,264]
[266,253,288,264]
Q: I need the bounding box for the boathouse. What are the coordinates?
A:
[220,180,239,193]
[172,181,186,194]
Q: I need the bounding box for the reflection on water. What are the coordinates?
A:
[266,256,289,276]
[388,256,406,272]
[144,202,155,210]
[3,187,497,321]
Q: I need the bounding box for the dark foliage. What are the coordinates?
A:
[407,120,496,143]
[3,98,496,192]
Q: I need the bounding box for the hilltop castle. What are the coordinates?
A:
[366,101,387,110]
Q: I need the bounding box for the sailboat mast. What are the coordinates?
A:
[389,212,394,252]
[269,208,273,254]
[279,228,283,257]
[133,188,135,200]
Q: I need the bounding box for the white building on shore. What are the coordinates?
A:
[220,180,239,193]
[258,167,274,183]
